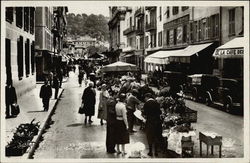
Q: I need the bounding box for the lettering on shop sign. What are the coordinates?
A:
[215,48,244,56]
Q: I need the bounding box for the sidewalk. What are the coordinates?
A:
[5,77,68,158]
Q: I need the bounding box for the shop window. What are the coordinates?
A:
[158,31,162,47]
[174,28,177,45]
[17,36,24,80]
[24,7,29,32]
[229,8,235,36]
[31,41,35,74]
[183,25,187,43]
[182,6,189,11]
[16,7,23,28]
[30,8,35,34]
[172,7,179,15]
[25,39,30,77]
[6,7,13,23]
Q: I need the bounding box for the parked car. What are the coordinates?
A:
[205,78,243,113]
[163,71,187,98]
[185,74,219,102]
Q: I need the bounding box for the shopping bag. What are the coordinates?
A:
[11,103,20,116]
[78,103,85,114]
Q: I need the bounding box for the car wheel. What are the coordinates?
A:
[205,96,211,106]
[224,101,232,113]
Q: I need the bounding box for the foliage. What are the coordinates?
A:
[66,13,109,41]
[6,119,40,156]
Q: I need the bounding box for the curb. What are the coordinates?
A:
[24,89,64,159]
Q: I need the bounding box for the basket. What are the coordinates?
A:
[181,108,197,123]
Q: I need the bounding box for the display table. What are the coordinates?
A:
[199,132,222,157]
[162,129,196,155]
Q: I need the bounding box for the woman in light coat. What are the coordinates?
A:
[98,84,109,125]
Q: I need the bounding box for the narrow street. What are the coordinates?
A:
[33,67,243,159]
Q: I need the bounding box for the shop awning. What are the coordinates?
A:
[144,49,184,64]
[213,37,244,58]
[169,42,213,63]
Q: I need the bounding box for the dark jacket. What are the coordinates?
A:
[5,86,17,105]
[143,98,162,144]
[106,97,117,125]
[53,76,59,88]
[82,86,96,116]
[40,85,52,99]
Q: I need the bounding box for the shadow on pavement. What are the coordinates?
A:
[27,110,45,113]
[66,123,84,127]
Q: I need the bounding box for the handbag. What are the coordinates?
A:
[78,103,85,114]
[11,103,20,116]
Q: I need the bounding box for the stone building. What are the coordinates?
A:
[5,7,36,97]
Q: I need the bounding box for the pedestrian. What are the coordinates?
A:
[58,68,63,88]
[5,80,17,118]
[126,89,141,133]
[48,71,53,87]
[143,93,162,157]
[98,84,109,125]
[53,74,60,99]
[106,90,117,153]
[82,81,96,124]
[89,73,96,88]
[78,70,84,87]
[115,93,129,156]
[39,79,52,111]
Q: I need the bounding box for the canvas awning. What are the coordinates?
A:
[213,37,244,58]
[102,61,138,72]
[169,42,213,63]
[144,49,184,64]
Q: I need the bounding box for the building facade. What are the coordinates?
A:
[5,7,36,97]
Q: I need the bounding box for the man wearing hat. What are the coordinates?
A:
[126,89,141,133]
[143,93,162,157]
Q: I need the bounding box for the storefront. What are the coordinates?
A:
[213,37,244,79]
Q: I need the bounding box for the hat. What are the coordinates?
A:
[119,93,126,101]
[144,93,153,99]
[88,81,94,87]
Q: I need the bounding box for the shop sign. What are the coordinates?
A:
[177,26,183,44]
[214,48,244,57]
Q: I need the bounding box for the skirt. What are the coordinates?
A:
[115,120,129,144]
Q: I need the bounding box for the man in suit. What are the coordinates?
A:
[5,80,17,118]
[40,79,52,111]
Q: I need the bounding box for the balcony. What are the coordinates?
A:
[135,7,144,17]
[145,22,156,32]
[135,27,144,35]
[145,6,156,11]
[123,26,136,35]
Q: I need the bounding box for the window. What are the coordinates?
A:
[30,8,35,34]
[146,15,148,25]
[24,7,29,32]
[166,30,170,45]
[174,28,177,45]
[25,39,30,77]
[183,25,187,43]
[151,33,156,47]
[182,6,189,11]
[166,7,170,18]
[16,7,23,28]
[229,8,235,36]
[145,36,149,48]
[6,7,13,23]
[159,7,162,21]
[172,7,179,15]
[158,31,162,47]
[6,38,12,83]
[190,22,193,42]
[129,17,132,27]
[17,36,24,79]
[31,41,35,74]
[211,14,219,38]
[140,36,144,49]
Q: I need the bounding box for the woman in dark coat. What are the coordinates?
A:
[143,93,162,157]
[5,80,17,118]
[106,91,117,153]
[82,81,96,124]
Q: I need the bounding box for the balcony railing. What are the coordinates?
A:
[145,6,156,11]
[123,26,136,35]
[145,22,156,32]
[135,7,144,17]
